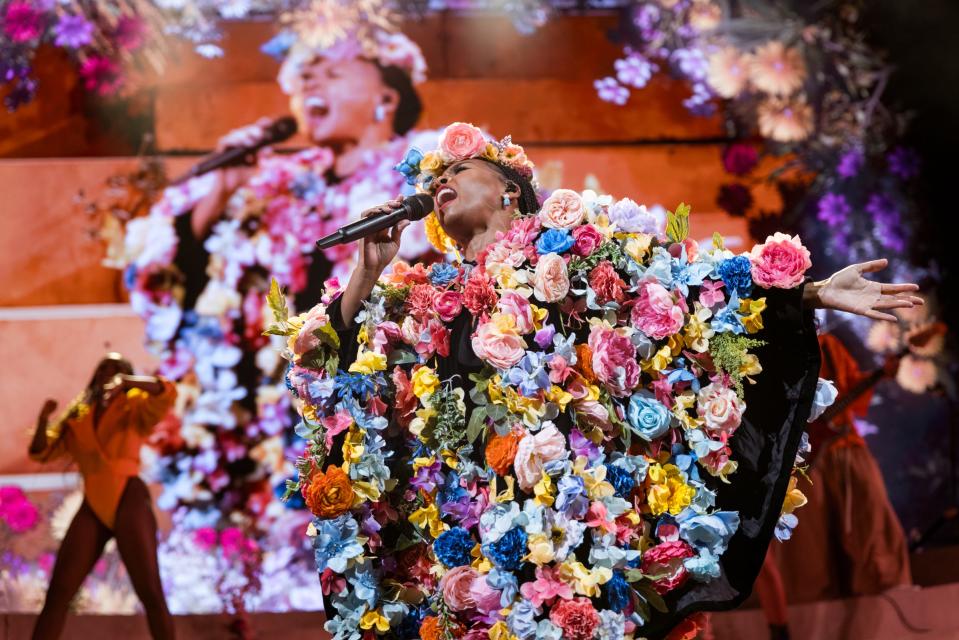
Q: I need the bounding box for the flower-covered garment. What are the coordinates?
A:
[108,130,439,526]
[272,191,820,639]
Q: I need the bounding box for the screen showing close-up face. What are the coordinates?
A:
[1,2,957,639]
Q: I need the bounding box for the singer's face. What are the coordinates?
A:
[290,56,395,147]
[433,160,508,239]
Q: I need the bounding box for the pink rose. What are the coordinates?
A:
[440,566,479,611]
[463,271,497,317]
[641,540,695,595]
[293,305,330,356]
[533,253,570,303]
[439,122,487,160]
[539,188,586,229]
[472,320,526,369]
[469,578,503,614]
[193,527,218,551]
[514,423,567,491]
[631,281,685,339]
[749,232,812,289]
[589,261,627,305]
[434,290,463,322]
[498,290,535,334]
[696,382,745,436]
[572,224,603,256]
[549,597,601,640]
[0,486,38,533]
[573,398,612,431]
[588,325,640,397]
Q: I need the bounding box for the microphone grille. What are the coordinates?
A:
[265,116,299,144]
[405,193,435,221]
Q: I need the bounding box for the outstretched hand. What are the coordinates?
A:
[815,259,924,322]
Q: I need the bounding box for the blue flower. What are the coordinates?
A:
[506,599,538,639]
[505,352,551,398]
[394,147,423,186]
[626,392,672,441]
[334,371,378,399]
[605,571,631,610]
[433,527,474,567]
[717,255,753,297]
[485,526,527,570]
[397,606,427,639]
[260,30,295,60]
[312,515,364,573]
[605,464,636,499]
[684,550,722,581]
[710,290,746,334]
[678,511,740,556]
[429,262,459,286]
[535,228,575,255]
[555,474,589,518]
[486,567,519,608]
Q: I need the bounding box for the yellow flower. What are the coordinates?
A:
[424,211,455,253]
[351,479,381,503]
[572,456,615,500]
[533,473,555,507]
[412,456,436,473]
[546,385,573,412]
[420,151,444,174]
[782,475,808,515]
[411,366,440,399]
[646,463,695,515]
[526,533,555,565]
[349,348,387,374]
[530,304,548,330]
[409,502,447,538]
[739,353,763,378]
[342,426,366,467]
[739,297,767,334]
[624,234,654,263]
[360,608,391,632]
[482,143,500,162]
[684,302,715,353]
[471,544,493,572]
[560,561,612,598]
[488,621,518,640]
[642,345,674,373]
[490,475,516,504]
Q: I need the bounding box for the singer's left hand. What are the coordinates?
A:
[356,197,408,278]
[808,259,924,321]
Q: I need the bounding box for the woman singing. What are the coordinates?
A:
[276,123,923,639]
[29,353,177,640]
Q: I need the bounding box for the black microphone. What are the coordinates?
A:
[315,193,434,249]
[171,116,298,185]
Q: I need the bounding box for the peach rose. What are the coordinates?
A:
[539,188,587,229]
[440,566,479,611]
[749,232,812,289]
[514,423,567,491]
[472,319,526,370]
[533,253,570,303]
[498,290,535,334]
[439,122,487,161]
[696,382,745,436]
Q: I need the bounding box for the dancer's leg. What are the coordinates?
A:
[114,477,175,640]
[32,501,111,640]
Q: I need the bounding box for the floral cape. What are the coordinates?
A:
[108,129,438,529]
[270,188,821,639]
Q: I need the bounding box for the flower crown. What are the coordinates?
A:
[394,122,538,254]
[273,28,427,95]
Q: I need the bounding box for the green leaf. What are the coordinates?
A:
[666,201,691,243]
[280,478,300,502]
[266,278,289,325]
[315,323,341,350]
[388,350,419,366]
[486,403,508,421]
[635,583,669,613]
[466,406,488,444]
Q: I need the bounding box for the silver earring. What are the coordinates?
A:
[502,194,511,208]
[374,104,386,122]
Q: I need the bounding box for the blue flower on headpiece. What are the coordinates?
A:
[394,147,424,186]
[312,514,364,574]
[484,526,527,571]
[718,255,753,297]
[536,228,575,255]
[261,31,296,61]
[429,262,459,286]
[626,391,672,441]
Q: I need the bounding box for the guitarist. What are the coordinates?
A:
[776,332,911,603]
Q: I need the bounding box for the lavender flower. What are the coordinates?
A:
[887,146,920,180]
[866,193,906,252]
[54,15,93,48]
[615,53,658,89]
[671,48,709,82]
[836,148,864,179]
[595,77,629,105]
[817,193,851,226]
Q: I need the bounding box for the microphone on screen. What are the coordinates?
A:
[170,116,299,185]
[315,193,435,250]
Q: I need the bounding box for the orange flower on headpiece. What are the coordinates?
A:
[485,430,524,476]
[302,465,355,517]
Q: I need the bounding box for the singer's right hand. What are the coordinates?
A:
[192,117,274,238]
[356,198,410,278]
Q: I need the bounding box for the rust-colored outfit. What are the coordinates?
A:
[776,334,911,602]
[32,381,176,529]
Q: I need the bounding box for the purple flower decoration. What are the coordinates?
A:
[817,193,851,226]
[683,82,715,117]
[595,77,629,105]
[716,183,753,217]
[866,193,906,252]
[569,429,600,462]
[670,48,709,82]
[54,15,93,48]
[887,146,920,181]
[114,15,145,51]
[836,148,864,179]
[79,56,122,95]
[615,53,658,89]
[3,1,44,43]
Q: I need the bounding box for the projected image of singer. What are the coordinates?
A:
[106,29,441,551]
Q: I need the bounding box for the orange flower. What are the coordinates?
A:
[575,343,596,382]
[302,466,354,518]
[485,430,524,476]
[419,615,465,640]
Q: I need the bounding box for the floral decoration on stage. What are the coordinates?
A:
[594,0,923,273]
[264,123,821,638]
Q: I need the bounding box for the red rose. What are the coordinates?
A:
[588,260,627,304]
[463,271,497,317]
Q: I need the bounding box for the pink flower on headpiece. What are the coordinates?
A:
[439,122,487,161]
[514,423,567,491]
[539,189,586,229]
[440,565,479,611]
[632,281,684,339]
[641,540,695,595]
[749,232,812,289]
[498,291,535,334]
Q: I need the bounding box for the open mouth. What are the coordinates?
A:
[435,186,457,210]
[304,96,330,119]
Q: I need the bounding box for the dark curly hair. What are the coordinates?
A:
[375,63,422,136]
[478,157,540,215]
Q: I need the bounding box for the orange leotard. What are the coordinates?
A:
[30,380,176,529]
